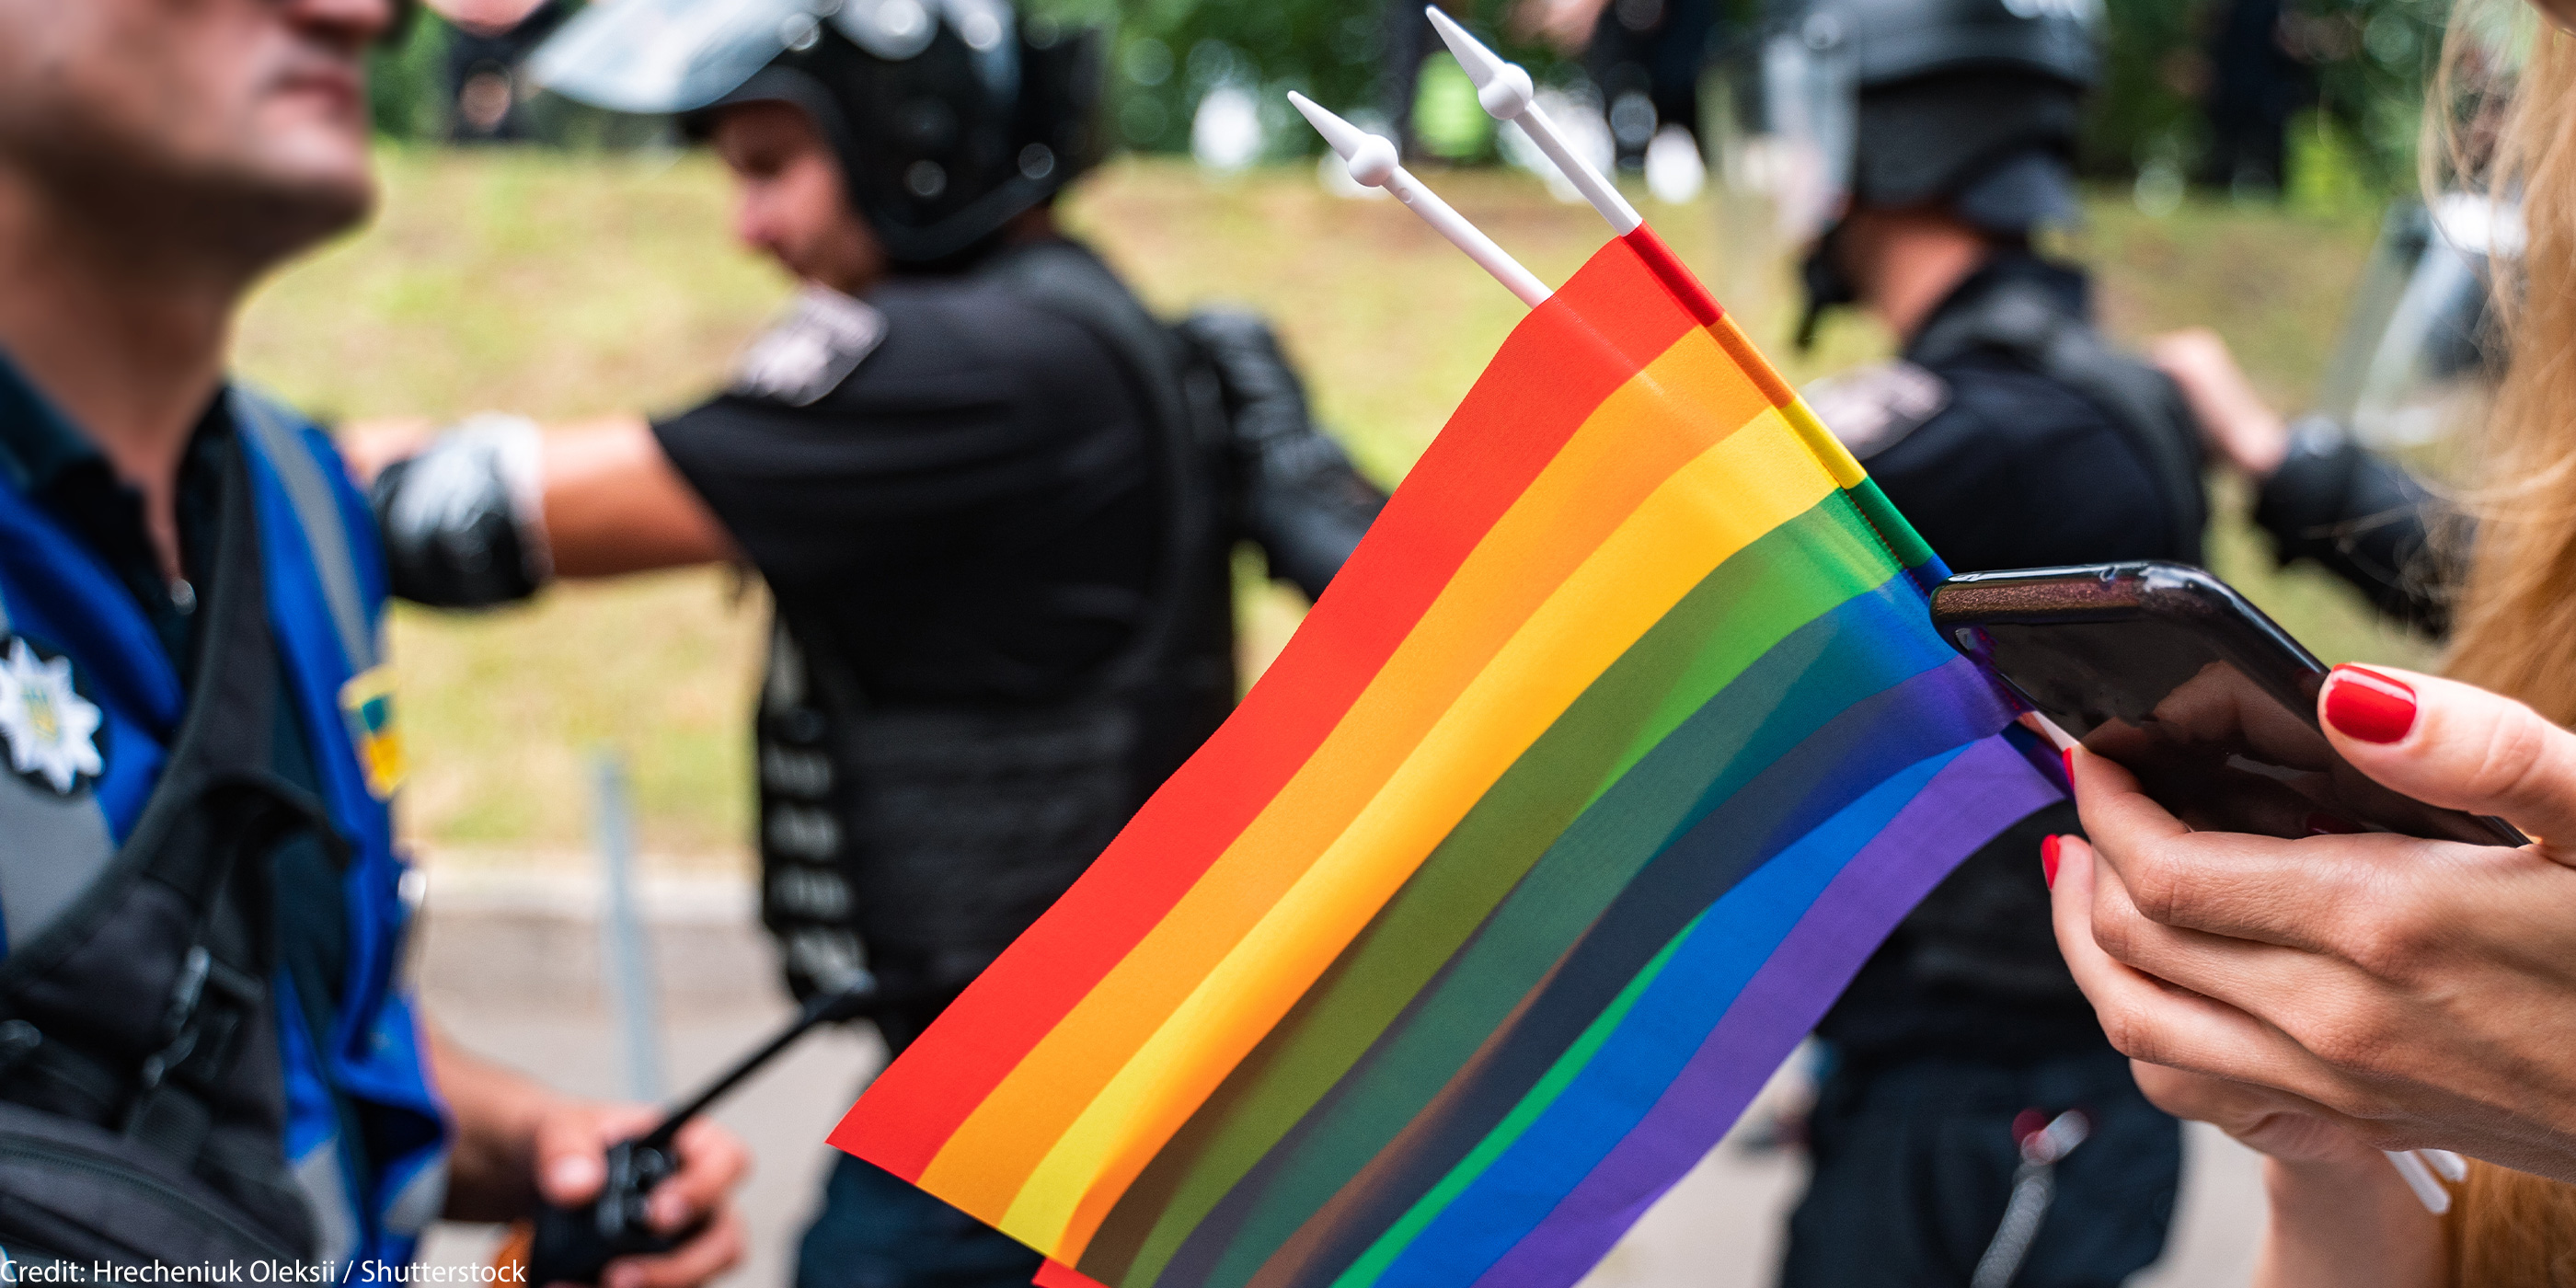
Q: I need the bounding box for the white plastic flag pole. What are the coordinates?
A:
[2386,1150,2454,1213]
[1286,91,1554,307]
[1425,6,1642,236]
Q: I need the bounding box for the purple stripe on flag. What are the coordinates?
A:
[1467,733,2061,1286]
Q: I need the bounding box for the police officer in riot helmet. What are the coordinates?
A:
[0,0,752,1278]
[354,2,1386,1283]
[1725,0,2198,1281]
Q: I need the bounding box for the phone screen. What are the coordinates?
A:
[1961,610,2521,847]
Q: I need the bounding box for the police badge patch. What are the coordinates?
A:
[730,286,889,408]
[1800,361,1952,462]
[0,636,104,796]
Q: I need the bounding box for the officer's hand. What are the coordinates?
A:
[2148,328,2290,478]
[533,1101,751,1288]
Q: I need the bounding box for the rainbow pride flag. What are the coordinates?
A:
[829,227,2061,1288]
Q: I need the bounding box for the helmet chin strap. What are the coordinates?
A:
[1796,224,1858,351]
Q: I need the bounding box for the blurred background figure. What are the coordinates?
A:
[1379,0,1473,158]
[1719,0,2204,1282]
[2198,0,2310,196]
[1516,0,1719,174]
[436,0,575,143]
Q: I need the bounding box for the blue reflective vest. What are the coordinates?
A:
[0,385,450,1268]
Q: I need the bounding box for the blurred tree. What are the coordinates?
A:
[1034,0,1574,159]
[370,8,455,141]
[2085,0,2448,198]
[364,0,2442,195]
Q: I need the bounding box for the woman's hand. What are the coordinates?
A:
[2054,844,2447,1288]
[2148,328,2293,479]
[2053,664,2576,1181]
[2123,1057,2378,1167]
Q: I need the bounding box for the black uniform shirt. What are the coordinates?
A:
[1814,255,2201,1068]
[1867,254,2188,572]
[651,240,1162,707]
[0,352,224,670]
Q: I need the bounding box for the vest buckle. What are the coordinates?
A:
[125,945,264,1161]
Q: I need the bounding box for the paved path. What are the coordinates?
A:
[406,874,2267,1287]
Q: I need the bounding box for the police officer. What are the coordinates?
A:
[351,3,1385,1284]
[1723,1,2201,1282]
[438,0,576,143]
[0,0,748,1278]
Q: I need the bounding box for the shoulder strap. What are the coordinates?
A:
[232,391,376,675]
[1911,280,2208,561]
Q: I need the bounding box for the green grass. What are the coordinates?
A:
[232,151,2432,868]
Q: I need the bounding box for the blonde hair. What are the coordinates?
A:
[2441,2,2576,725]
[2432,5,2576,1277]
[2447,1159,2576,1285]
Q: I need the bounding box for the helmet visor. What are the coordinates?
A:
[530,0,825,115]
[2317,194,2521,450]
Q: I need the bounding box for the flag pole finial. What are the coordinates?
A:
[1288,91,1554,308]
[1425,6,1643,236]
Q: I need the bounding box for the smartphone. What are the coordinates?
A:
[1931,561,2524,846]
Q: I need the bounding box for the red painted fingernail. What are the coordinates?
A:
[2011,1108,2047,1144]
[2041,834,2062,889]
[2061,747,2077,788]
[2324,666,2418,744]
[2305,811,2361,836]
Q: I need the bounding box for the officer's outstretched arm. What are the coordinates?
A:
[425,1025,751,1287]
[2152,329,2455,634]
[1179,308,1388,603]
[351,413,738,607]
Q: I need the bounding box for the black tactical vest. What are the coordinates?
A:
[753,243,1237,1048]
[1910,275,2208,566]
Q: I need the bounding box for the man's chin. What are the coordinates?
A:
[227,144,379,245]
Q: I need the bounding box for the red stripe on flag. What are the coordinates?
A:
[1619,224,1801,411]
[829,236,1698,1181]
[1036,1261,1110,1288]
[1619,225,1721,328]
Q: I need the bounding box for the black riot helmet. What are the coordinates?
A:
[1719,0,2099,340]
[531,0,1106,267]
[1733,0,2099,240]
